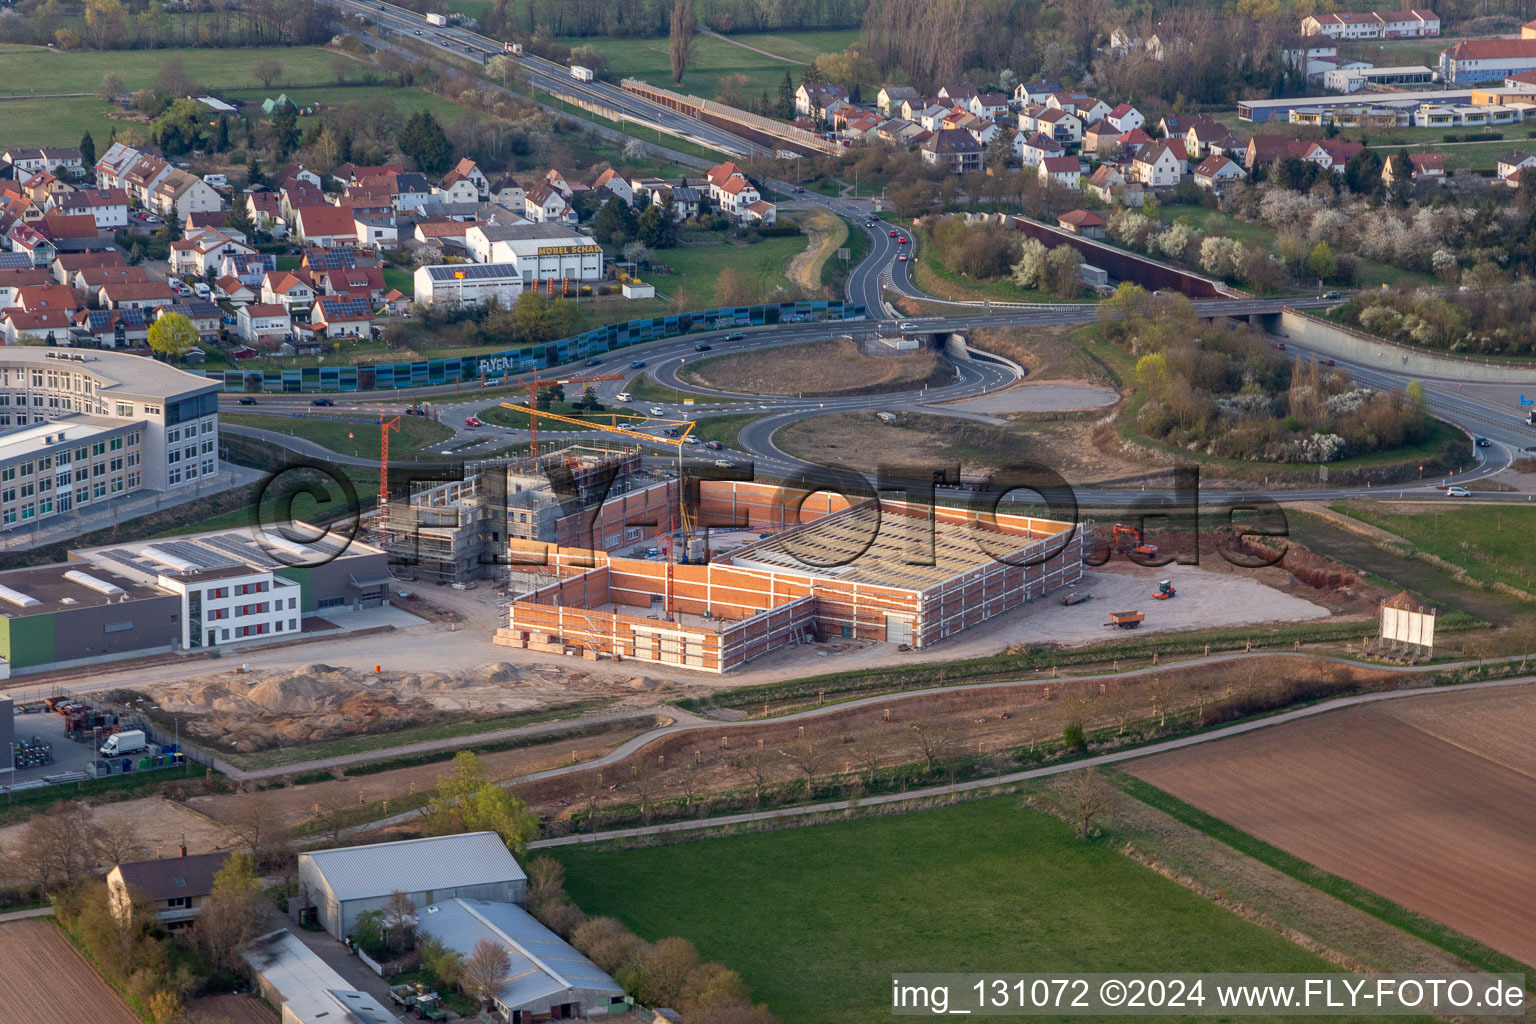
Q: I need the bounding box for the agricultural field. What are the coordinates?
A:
[1129,685,1536,969]
[558,29,858,102]
[1331,501,1536,596]
[555,795,1336,1024]
[650,233,813,307]
[0,43,355,95]
[0,919,138,1024]
[679,337,951,397]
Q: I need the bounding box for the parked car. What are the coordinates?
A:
[695,342,712,351]
[311,398,334,406]
[1446,485,1472,497]
[464,416,482,427]
[237,397,258,405]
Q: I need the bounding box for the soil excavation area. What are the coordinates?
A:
[0,919,138,1024]
[679,337,952,397]
[1130,684,1536,968]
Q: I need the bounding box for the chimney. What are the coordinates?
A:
[179,833,187,858]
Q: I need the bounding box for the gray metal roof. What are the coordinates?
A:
[301,832,526,902]
[243,930,394,1024]
[416,899,623,1011]
[0,347,217,401]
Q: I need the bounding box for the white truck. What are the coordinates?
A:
[425,11,447,26]
[503,40,523,55]
[570,65,594,82]
[100,729,147,757]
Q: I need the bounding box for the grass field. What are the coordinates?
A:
[1331,501,1536,595]
[560,29,857,102]
[689,411,763,447]
[0,43,356,96]
[481,400,645,431]
[555,795,1333,1023]
[223,412,454,457]
[680,337,950,397]
[913,230,1089,303]
[1373,138,1518,172]
[652,234,812,307]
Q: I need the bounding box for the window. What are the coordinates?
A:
[20,504,33,521]
[56,450,70,466]
[93,463,106,478]
[183,445,197,461]
[38,498,51,515]
[1,489,12,504]
[115,402,133,418]
[208,587,228,599]
[92,482,106,499]
[103,621,133,634]
[168,450,180,465]
[288,597,297,609]
[201,460,214,476]
[201,440,213,455]
[1,468,13,483]
[185,465,198,480]
[37,456,50,471]
[164,896,191,910]
[167,428,180,443]
[169,468,181,485]
[18,462,31,477]
[127,472,140,488]
[19,483,32,499]
[128,431,140,446]
[91,441,106,456]
[74,447,87,461]
[75,487,88,505]
[110,457,123,472]
[289,618,297,631]
[1,509,13,526]
[111,478,123,494]
[110,437,123,451]
[74,467,88,483]
[127,452,139,468]
[202,420,214,434]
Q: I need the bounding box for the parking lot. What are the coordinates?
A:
[9,706,101,781]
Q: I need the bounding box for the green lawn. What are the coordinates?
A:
[1157,206,1434,289]
[652,234,811,306]
[1373,138,1517,172]
[1332,501,1536,595]
[560,30,856,104]
[222,85,481,125]
[689,411,762,447]
[0,44,354,96]
[382,267,414,296]
[555,795,1334,1024]
[913,230,1088,303]
[222,411,453,456]
[481,400,645,431]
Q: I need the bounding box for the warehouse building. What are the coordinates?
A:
[415,898,626,1022]
[0,527,390,675]
[416,223,604,306]
[0,349,220,531]
[245,929,394,1024]
[496,481,1084,672]
[296,832,528,941]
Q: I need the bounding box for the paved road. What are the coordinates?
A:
[529,672,1536,849]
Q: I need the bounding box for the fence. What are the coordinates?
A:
[197,300,865,394]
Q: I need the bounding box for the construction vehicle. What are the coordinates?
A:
[1111,524,1157,558]
[1153,579,1176,600]
[1107,610,1144,629]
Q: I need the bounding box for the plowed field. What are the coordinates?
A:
[0,919,137,1024]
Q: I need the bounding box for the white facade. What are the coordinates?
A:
[157,565,302,650]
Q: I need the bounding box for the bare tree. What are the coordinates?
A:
[381,890,417,953]
[906,719,957,774]
[628,762,658,824]
[678,750,709,809]
[668,0,694,84]
[851,737,885,785]
[98,72,125,101]
[577,771,604,829]
[223,796,293,870]
[12,802,101,894]
[1056,770,1114,840]
[253,57,283,89]
[309,788,353,845]
[733,747,775,807]
[198,852,264,974]
[786,741,832,797]
[461,938,512,1010]
[94,816,143,869]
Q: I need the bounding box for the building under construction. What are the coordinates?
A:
[495,481,1084,672]
[376,444,674,584]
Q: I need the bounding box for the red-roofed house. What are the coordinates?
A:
[12,283,77,313]
[38,213,102,243]
[292,206,358,247]
[1,307,73,343]
[99,280,176,310]
[1193,154,1246,190]
[1038,156,1082,188]
[1057,209,1106,238]
[215,275,257,303]
[315,266,385,302]
[1383,152,1446,185]
[261,271,316,311]
[311,296,372,338]
[237,302,293,342]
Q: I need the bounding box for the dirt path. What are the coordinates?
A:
[785,207,847,294]
[698,29,807,64]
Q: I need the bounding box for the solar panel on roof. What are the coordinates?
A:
[320,297,371,319]
[427,262,521,281]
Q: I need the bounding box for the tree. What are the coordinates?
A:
[419,934,464,989]
[253,57,284,90]
[1056,770,1113,839]
[637,202,678,248]
[487,54,524,89]
[1405,379,1428,409]
[225,199,254,237]
[154,57,189,100]
[906,719,956,773]
[1306,240,1336,282]
[222,795,292,870]
[1040,245,1083,299]
[79,131,97,170]
[622,240,653,266]
[1061,721,1087,753]
[591,195,638,244]
[777,70,794,120]
[420,751,540,853]
[668,0,694,85]
[8,801,99,894]
[1010,237,1048,288]
[461,938,512,1009]
[381,890,417,953]
[399,110,453,174]
[638,936,700,1007]
[1135,352,1169,394]
[571,917,646,974]
[198,852,263,974]
[524,855,566,908]
[95,816,143,867]
[146,989,182,1024]
[267,103,300,158]
[147,312,197,361]
[98,72,125,101]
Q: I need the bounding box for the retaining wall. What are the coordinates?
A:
[1266,309,1536,383]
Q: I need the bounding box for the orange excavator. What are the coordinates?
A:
[1111,523,1158,558]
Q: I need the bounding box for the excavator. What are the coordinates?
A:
[1111,523,1158,559]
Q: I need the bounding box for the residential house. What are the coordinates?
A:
[1115,128,1155,155]
[1497,149,1536,183]
[1158,114,1213,138]
[921,130,983,174]
[314,266,385,302]
[591,168,635,206]
[937,84,978,106]
[1086,164,1144,207]
[877,85,919,116]
[245,193,287,238]
[11,283,77,313]
[1296,138,1364,173]
[237,302,293,342]
[3,147,84,177]
[1107,28,1143,56]
[380,289,410,316]
[7,223,56,265]
[1193,154,1247,190]
[169,230,256,278]
[353,215,399,249]
[1440,39,1536,85]
[523,181,576,225]
[970,92,1011,120]
[1035,107,1083,144]
[99,280,176,310]
[73,307,151,348]
[37,213,103,248]
[261,271,316,311]
[1082,122,1120,156]
[1048,93,1111,125]
[1038,155,1082,188]
[1185,121,1233,159]
[1105,103,1145,133]
[20,172,69,205]
[743,199,777,225]
[1058,209,1106,238]
[1013,81,1060,106]
[651,184,700,221]
[1383,151,1446,185]
[183,212,239,240]
[1132,141,1184,187]
[221,253,278,288]
[329,163,402,187]
[489,177,526,210]
[1018,133,1064,167]
[1244,135,1295,171]
[291,206,358,247]
[441,157,490,201]
[795,83,849,123]
[151,169,222,220]
[72,265,148,301]
[50,249,123,286]
[214,276,256,303]
[107,850,230,932]
[916,105,954,132]
[1301,12,1384,39]
[433,176,479,206]
[414,219,476,247]
[275,164,326,190]
[279,184,325,221]
[310,296,372,339]
[713,175,764,220]
[94,143,154,190]
[1,307,72,343]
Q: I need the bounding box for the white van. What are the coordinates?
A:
[614,392,632,402]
